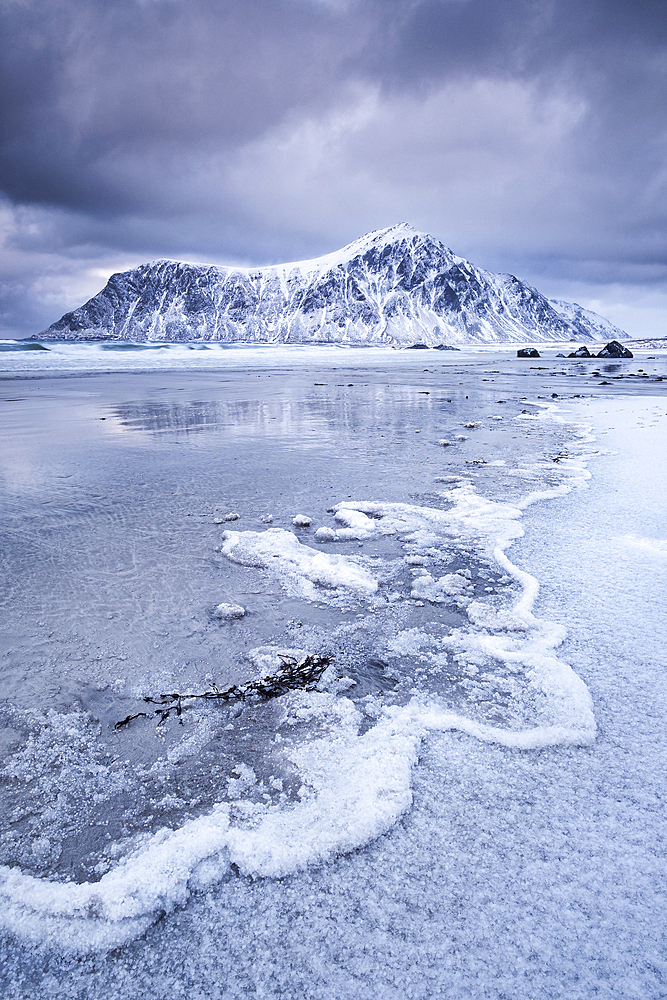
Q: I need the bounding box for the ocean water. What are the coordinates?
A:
[0,346,665,997]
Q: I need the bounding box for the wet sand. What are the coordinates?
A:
[1,350,666,997]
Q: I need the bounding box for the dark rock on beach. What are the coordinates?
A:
[597,340,633,358]
[517,347,540,358]
[568,345,592,358]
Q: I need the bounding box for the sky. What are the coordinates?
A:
[1,0,666,339]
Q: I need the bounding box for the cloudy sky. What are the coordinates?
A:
[1,0,666,338]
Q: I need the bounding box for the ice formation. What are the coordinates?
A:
[0,457,597,953]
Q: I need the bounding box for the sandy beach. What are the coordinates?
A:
[1,347,666,998]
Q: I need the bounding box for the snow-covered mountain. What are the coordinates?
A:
[547,298,625,344]
[38,224,626,346]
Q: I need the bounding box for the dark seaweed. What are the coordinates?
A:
[114,653,331,730]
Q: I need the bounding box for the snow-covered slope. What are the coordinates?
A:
[548,299,626,344]
[38,224,626,346]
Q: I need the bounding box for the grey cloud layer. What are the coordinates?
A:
[1,0,367,208]
[1,0,666,336]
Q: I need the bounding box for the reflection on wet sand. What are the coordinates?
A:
[109,385,446,443]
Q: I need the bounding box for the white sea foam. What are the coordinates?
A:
[0,649,593,955]
[219,526,377,599]
[0,419,598,956]
[0,690,421,953]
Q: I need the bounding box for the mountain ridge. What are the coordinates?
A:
[38,225,626,346]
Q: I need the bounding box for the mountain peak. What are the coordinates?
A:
[337,222,429,254]
[264,222,429,275]
[355,222,420,242]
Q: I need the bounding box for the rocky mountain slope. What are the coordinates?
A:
[38,224,626,346]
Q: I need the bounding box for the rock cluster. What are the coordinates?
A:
[518,340,634,360]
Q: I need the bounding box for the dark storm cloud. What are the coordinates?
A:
[3,0,664,218]
[1,0,666,337]
[373,0,667,82]
[0,0,372,212]
[371,0,667,257]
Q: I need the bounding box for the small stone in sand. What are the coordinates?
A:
[293,515,312,527]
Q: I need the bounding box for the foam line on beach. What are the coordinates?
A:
[0,402,598,955]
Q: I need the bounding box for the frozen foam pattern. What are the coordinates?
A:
[220,527,377,599]
[332,492,527,552]
[331,485,595,746]
[0,416,598,956]
[0,692,420,954]
[410,571,473,602]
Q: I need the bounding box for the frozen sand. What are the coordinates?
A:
[0,350,666,996]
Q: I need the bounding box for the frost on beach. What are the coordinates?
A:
[2,345,666,999]
[219,526,378,599]
[217,485,595,749]
[0,387,598,957]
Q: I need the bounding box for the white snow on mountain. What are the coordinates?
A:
[39,224,627,346]
[548,298,626,343]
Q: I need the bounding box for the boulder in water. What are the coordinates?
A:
[517,347,540,358]
[597,340,633,358]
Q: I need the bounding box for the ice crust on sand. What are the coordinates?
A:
[220,527,377,599]
[0,412,597,956]
[0,691,420,953]
[619,533,667,557]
